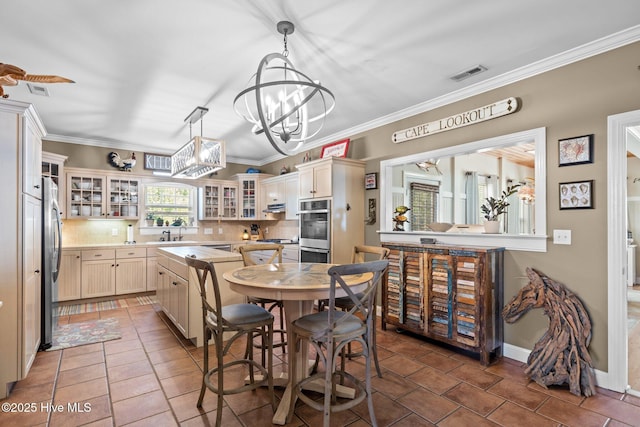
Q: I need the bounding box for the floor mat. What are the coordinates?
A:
[47,318,121,351]
[57,295,156,316]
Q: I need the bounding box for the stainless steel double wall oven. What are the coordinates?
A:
[299,199,330,263]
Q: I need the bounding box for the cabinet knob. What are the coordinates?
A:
[34,184,40,189]
[35,269,40,274]
[172,281,178,286]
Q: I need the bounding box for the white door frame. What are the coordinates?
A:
[607,109,640,392]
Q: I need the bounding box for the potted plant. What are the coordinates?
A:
[156,216,164,227]
[480,184,520,233]
[145,213,155,227]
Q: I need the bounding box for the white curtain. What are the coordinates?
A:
[465,172,479,224]
[486,175,499,199]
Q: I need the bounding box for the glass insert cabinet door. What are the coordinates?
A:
[108,178,139,219]
[67,174,105,218]
[240,178,257,219]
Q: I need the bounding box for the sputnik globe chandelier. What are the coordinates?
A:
[233,21,335,156]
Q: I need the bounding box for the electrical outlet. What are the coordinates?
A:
[264,227,269,234]
[111,228,118,236]
[204,228,213,235]
[218,227,223,234]
[553,229,572,245]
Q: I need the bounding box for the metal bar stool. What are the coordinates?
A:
[185,255,275,427]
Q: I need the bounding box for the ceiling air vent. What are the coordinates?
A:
[27,83,50,97]
[450,65,487,82]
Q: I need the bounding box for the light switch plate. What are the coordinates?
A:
[204,228,213,235]
[111,228,118,236]
[553,229,572,245]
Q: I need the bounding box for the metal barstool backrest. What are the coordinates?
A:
[323,260,389,339]
[238,243,284,266]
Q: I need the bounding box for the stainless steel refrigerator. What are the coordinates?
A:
[41,177,62,350]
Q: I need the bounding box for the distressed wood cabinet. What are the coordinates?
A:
[381,242,504,365]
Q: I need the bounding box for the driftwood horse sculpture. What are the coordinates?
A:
[502,267,596,397]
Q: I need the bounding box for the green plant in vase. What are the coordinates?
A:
[481,184,520,233]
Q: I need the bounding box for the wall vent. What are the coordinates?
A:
[450,65,488,82]
[27,83,50,97]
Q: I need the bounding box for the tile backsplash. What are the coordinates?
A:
[61,219,299,246]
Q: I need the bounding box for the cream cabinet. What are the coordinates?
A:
[42,151,67,215]
[81,249,117,298]
[298,160,332,199]
[146,254,158,291]
[198,181,238,220]
[156,255,190,336]
[260,172,299,220]
[115,248,147,294]
[66,169,140,219]
[57,250,82,301]
[0,99,46,397]
[22,195,42,378]
[235,173,272,219]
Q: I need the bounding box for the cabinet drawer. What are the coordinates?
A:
[169,258,189,280]
[82,249,115,261]
[147,247,159,257]
[282,246,299,262]
[116,247,147,259]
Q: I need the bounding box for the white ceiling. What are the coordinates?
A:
[3,1,639,165]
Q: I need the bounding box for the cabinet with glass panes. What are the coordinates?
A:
[108,177,140,219]
[198,181,238,220]
[42,152,67,215]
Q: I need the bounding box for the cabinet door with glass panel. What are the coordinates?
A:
[198,181,238,220]
[107,177,140,219]
[67,172,106,218]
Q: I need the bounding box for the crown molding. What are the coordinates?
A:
[44,25,640,167]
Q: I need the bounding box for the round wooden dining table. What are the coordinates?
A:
[223,262,371,425]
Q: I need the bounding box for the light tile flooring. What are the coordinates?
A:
[2,298,640,426]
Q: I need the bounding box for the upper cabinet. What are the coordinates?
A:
[198,181,238,220]
[42,152,67,215]
[234,173,272,220]
[66,169,140,219]
[260,172,299,220]
[298,160,332,199]
[296,157,365,200]
[22,112,43,199]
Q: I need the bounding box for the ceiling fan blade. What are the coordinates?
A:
[19,74,75,84]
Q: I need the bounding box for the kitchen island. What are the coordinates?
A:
[156,246,245,346]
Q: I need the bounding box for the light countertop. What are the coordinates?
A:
[158,245,243,263]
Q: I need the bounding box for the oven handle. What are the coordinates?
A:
[299,209,329,214]
[300,247,330,254]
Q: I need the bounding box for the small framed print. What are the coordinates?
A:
[559,180,593,209]
[559,134,593,166]
[365,172,377,190]
[321,138,350,158]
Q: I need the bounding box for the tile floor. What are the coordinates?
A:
[2,298,640,426]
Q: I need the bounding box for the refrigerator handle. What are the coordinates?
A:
[53,205,62,282]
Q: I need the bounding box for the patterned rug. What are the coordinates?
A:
[47,318,121,351]
[57,295,156,316]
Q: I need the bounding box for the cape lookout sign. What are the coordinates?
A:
[392,97,518,144]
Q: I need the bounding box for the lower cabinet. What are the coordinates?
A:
[114,248,147,295]
[58,250,82,301]
[81,249,116,298]
[382,242,504,366]
[156,256,189,337]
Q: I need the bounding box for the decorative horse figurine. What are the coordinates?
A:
[502,267,597,397]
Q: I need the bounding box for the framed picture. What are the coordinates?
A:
[365,172,377,190]
[559,134,593,166]
[321,138,350,158]
[559,180,593,209]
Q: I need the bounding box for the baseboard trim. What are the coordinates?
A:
[503,343,611,391]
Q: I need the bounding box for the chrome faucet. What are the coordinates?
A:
[178,225,187,241]
[162,230,171,242]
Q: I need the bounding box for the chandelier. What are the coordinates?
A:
[171,106,226,179]
[233,21,335,156]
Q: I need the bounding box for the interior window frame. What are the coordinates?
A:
[378,127,547,252]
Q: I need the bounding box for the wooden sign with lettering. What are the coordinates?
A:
[392,97,518,144]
